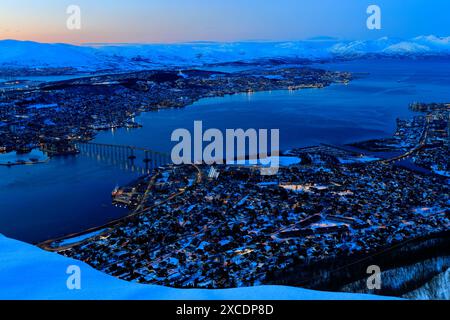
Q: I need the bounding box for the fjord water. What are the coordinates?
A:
[1,59,450,243]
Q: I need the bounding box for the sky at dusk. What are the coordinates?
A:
[1,0,450,43]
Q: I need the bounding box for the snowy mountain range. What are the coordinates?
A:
[0,35,449,71]
[0,234,391,300]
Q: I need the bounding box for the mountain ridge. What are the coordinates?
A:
[0,36,449,71]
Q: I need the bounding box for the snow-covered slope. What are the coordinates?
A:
[404,269,450,300]
[0,40,101,69]
[1,35,449,71]
[0,234,392,300]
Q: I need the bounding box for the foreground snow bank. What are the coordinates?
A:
[0,234,391,300]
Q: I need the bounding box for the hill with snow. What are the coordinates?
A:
[0,40,101,69]
[0,234,392,300]
[0,36,449,71]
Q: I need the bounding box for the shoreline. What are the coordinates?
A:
[2,65,353,167]
[1,65,352,156]
[37,164,202,250]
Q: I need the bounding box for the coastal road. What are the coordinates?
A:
[381,116,430,165]
[38,164,202,252]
